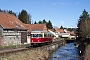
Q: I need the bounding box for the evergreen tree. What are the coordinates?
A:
[47,20,53,29]
[77,9,90,40]
[67,28,76,32]
[38,20,43,24]
[60,25,63,29]
[18,9,31,24]
[34,21,37,24]
[8,10,16,16]
[35,19,53,29]
[0,9,16,16]
[8,10,13,14]
[43,19,47,24]
[0,9,2,12]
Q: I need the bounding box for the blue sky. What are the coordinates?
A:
[0,0,90,28]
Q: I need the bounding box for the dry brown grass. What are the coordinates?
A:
[0,48,49,60]
[84,45,90,60]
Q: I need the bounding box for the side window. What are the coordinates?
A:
[48,34,49,37]
[49,34,51,37]
[41,34,43,37]
[31,34,38,37]
[44,34,46,37]
[31,34,43,38]
[31,34,33,37]
[34,34,38,37]
[38,34,42,37]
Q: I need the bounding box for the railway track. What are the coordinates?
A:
[0,40,63,56]
[0,44,50,56]
[0,47,29,56]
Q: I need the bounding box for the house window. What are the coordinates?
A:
[14,37,15,39]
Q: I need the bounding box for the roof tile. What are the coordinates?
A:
[24,24,47,32]
[0,12,26,29]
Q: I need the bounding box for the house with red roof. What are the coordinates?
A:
[24,24,48,32]
[53,28,76,38]
[0,12,27,46]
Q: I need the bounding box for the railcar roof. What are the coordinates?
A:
[31,30,53,34]
[31,30,44,32]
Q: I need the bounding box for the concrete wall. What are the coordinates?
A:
[3,30,20,46]
[3,36,21,46]
[2,30,27,46]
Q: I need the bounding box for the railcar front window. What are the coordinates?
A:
[38,34,42,37]
[31,34,42,38]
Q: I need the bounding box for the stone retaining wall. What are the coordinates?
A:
[0,40,65,60]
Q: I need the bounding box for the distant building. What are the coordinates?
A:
[0,12,27,46]
[52,28,76,38]
[24,24,48,32]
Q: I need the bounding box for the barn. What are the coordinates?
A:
[0,12,27,46]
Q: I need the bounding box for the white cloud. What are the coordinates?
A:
[76,2,80,4]
[53,3,56,5]
[60,21,64,25]
[60,3,70,5]
[60,3,64,5]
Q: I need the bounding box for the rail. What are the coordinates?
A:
[0,40,64,57]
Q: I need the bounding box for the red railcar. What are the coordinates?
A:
[31,31,53,45]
